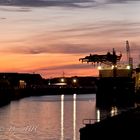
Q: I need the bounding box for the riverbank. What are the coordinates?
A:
[0,86,96,107]
[80,107,140,139]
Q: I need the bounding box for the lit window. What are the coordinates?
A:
[98,66,102,70]
[126,65,131,70]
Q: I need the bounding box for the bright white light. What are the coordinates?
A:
[73,93,76,140]
[111,106,118,117]
[97,66,102,70]
[60,78,65,82]
[111,65,114,69]
[73,79,77,83]
[97,109,100,122]
[126,65,131,69]
[61,94,64,100]
[61,94,64,140]
[73,94,76,100]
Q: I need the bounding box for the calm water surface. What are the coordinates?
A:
[0,94,98,140]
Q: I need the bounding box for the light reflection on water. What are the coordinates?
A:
[96,109,100,122]
[0,94,96,140]
[73,94,76,140]
[0,94,127,140]
[61,94,64,140]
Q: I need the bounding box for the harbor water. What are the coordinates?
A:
[0,94,97,140]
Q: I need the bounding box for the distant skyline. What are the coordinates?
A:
[0,0,140,78]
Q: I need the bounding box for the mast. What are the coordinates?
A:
[126,40,133,68]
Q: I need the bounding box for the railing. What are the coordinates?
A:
[82,119,99,125]
[82,107,135,126]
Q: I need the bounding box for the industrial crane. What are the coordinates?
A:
[79,48,122,66]
[79,48,122,77]
[79,41,134,77]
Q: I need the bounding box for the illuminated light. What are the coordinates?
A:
[73,94,76,140]
[111,106,118,117]
[111,65,115,69]
[97,66,102,70]
[61,94,64,140]
[73,79,77,83]
[60,78,65,82]
[97,109,100,122]
[126,65,131,70]
[73,94,77,100]
[61,94,64,100]
[111,65,117,69]
[19,80,26,88]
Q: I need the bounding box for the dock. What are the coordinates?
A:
[80,107,140,139]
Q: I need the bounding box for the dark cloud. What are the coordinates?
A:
[60,22,140,33]
[0,7,31,12]
[98,0,140,5]
[7,43,120,59]
[9,44,94,54]
[5,21,140,55]
[57,24,105,34]
[107,0,139,3]
[95,22,140,38]
[0,0,139,8]
[55,21,140,43]
[0,0,96,8]
[0,17,6,20]
[39,63,93,71]
[50,44,93,54]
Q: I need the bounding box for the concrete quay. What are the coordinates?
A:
[80,107,140,139]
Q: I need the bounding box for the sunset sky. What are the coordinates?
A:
[0,0,140,78]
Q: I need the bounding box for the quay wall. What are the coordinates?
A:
[80,107,140,139]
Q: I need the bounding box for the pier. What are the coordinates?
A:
[80,107,140,139]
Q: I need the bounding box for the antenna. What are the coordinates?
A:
[62,71,65,77]
[126,40,133,68]
[126,40,130,65]
[138,54,140,67]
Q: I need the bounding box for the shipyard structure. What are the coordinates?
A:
[79,41,140,140]
[79,41,138,107]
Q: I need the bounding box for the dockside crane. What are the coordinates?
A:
[79,48,122,66]
[79,48,122,77]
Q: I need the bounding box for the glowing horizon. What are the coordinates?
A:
[0,0,140,78]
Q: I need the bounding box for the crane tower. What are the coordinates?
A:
[126,40,133,68]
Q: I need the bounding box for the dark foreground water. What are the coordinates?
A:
[0,94,128,140]
[0,94,97,140]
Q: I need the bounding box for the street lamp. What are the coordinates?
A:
[72,79,77,83]
[60,78,65,83]
[126,65,131,70]
[97,66,102,70]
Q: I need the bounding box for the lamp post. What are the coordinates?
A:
[60,78,65,83]
[72,78,77,88]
